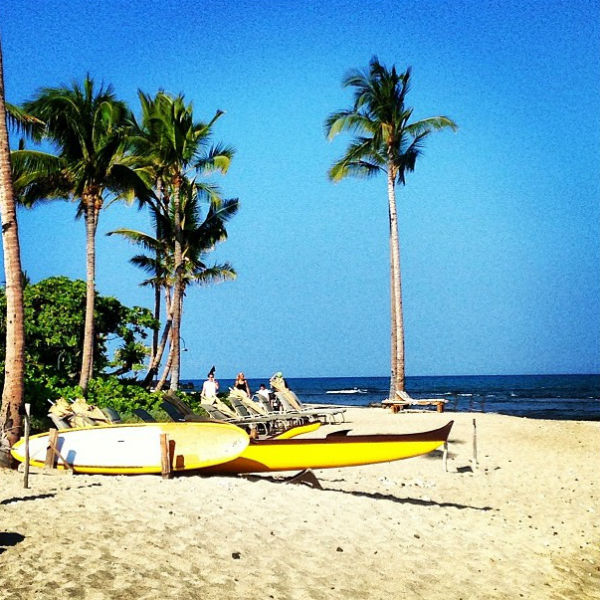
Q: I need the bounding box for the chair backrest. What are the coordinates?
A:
[133,408,156,423]
[101,407,122,423]
[48,413,71,430]
[230,397,252,418]
[275,392,299,413]
[200,404,233,421]
[161,400,186,422]
[253,395,274,414]
[396,390,413,403]
[164,394,194,415]
[286,390,304,410]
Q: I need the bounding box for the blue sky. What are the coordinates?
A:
[1,0,599,378]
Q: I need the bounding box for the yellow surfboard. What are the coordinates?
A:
[11,422,249,475]
[203,421,453,474]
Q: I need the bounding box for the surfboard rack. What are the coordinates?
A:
[44,429,74,473]
[160,433,175,479]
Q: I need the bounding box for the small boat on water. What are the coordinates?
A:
[202,421,453,474]
[326,387,367,394]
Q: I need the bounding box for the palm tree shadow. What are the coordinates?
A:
[0,492,56,505]
[0,532,25,554]
[334,488,494,512]
[243,474,494,512]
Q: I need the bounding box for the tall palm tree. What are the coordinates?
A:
[325,57,457,399]
[126,91,233,390]
[0,37,26,452]
[110,178,238,388]
[20,77,152,393]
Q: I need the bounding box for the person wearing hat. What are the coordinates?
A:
[201,369,219,398]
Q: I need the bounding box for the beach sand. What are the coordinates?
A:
[1,409,598,599]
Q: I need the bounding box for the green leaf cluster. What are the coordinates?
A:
[0,276,162,427]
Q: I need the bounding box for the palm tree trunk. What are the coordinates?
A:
[151,280,160,361]
[150,178,165,362]
[387,166,405,398]
[78,197,99,393]
[169,178,183,391]
[143,287,172,388]
[154,333,174,392]
[0,39,26,453]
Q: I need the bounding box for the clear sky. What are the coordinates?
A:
[1,0,599,379]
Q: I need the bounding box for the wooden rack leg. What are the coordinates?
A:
[442,441,448,472]
[44,429,59,469]
[23,404,31,488]
[43,429,74,473]
[160,433,173,479]
[471,418,478,470]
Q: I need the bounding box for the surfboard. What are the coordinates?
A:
[202,421,453,474]
[10,422,249,475]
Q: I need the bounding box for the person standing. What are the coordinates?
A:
[201,370,219,398]
[234,372,251,396]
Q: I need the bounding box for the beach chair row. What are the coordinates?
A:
[47,389,346,438]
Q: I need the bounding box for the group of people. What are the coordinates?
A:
[200,368,276,407]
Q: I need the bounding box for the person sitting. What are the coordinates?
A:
[256,383,273,410]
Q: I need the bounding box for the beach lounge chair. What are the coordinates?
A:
[275,390,346,424]
[132,408,157,423]
[160,400,213,423]
[100,407,122,423]
[202,395,239,419]
[228,396,284,433]
[201,403,240,422]
[161,398,269,435]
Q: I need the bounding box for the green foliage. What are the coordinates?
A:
[0,276,160,426]
[0,276,157,381]
[54,376,165,414]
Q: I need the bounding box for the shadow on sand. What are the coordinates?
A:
[0,532,25,554]
[243,473,495,512]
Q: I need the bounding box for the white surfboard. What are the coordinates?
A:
[11,422,249,474]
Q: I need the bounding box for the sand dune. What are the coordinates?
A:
[1,409,598,599]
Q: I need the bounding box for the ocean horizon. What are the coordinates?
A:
[181,373,600,422]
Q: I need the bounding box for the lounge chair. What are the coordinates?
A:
[227,396,284,433]
[100,407,122,423]
[161,399,269,435]
[201,403,240,422]
[202,395,238,419]
[275,390,346,424]
[133,408,157,423]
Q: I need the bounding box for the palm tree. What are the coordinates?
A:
[19,77,152,393]
[125,91,233,390]
[0,37,26,452]
[325,57,457,399]
[110,178,238,388]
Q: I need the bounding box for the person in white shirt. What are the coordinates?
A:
[256,383,273,410]
[201,372,219,398]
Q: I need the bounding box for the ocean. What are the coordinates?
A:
[181,374,600,422]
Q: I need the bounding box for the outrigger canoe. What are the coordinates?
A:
[202,421,453,474]
[10,422,249,475]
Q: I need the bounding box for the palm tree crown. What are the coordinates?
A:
[125,91,235,390]
[18,76,152,391]
[326,58,456,184]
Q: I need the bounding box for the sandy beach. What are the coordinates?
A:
[1,408,598,599]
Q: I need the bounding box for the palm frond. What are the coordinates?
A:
[5,103,45,139]
[405,116,458,137]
